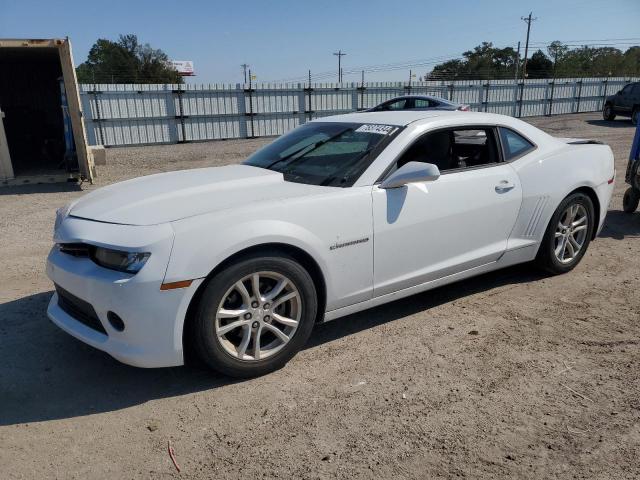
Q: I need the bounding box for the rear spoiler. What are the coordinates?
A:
[557,137,604,145]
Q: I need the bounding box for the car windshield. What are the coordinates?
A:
[244,122,401,187]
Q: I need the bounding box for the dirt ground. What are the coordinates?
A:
[1,112,639,479]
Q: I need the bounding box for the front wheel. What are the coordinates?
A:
[623,187,640,213]
[193,253,318,378]
[536,193,595,274]
[603,103,615,121]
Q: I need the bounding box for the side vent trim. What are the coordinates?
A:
[524,196,549,237]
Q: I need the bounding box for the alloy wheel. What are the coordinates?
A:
[554,203,589,264]
[214,271,301,361]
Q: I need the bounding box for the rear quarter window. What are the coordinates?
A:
[499,127,535,161]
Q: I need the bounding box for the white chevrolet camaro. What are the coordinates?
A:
[47,111,615,377]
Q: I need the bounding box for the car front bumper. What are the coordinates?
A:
[46,216,203,368]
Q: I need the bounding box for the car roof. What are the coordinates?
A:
[385,94,458,105]
[312,110,511,127]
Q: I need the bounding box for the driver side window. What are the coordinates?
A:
[379,99,408,111]
[393,127,500,173]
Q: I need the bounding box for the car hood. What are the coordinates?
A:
[69,165,324,226]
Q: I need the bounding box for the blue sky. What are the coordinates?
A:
[1,0,639,84]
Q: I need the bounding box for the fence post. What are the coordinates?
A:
[351,84,360,112]
[547,80,555,116]
[571,80,578,114]
[173,86,188,143]
[236,83,248,139]
[358,82,366,111]
[575,79,583,113]
[481,83,489,112]
[517,81,525,118]
[304,82,314,121]
[297,84,307,126]
[164,85,180,143]
[511,82,519,117]
[243,80,255,138]
[91,85,105,146]
[448,83,454,101]
[542,81,549,117]
[601,78,608,110]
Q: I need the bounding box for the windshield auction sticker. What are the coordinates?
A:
[355,124,397,135]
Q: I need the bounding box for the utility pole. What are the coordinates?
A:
[333,50,346,83]
[521,12,537,81]
[241,64,250,84]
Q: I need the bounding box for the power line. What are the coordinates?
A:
[264,39,640,83]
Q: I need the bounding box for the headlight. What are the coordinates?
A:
[90,247,151,274]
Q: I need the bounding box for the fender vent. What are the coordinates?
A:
[524,196,548,237]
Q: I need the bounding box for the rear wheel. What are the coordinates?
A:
[623,187,639,213]
[603,103,615,121]
[193,253,317,378]
[632,107,639,126]
[536,193,595,274]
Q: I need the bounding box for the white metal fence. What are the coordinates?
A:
[79,77,638,147]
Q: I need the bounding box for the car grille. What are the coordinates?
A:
[55,285,108,336]
[58,243,92,257]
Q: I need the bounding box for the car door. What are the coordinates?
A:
[615,84,633,113]
[372,127,522,297]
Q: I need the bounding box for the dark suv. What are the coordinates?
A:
[603,82,640,125]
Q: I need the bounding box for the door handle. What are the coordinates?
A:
[495,180,515,193]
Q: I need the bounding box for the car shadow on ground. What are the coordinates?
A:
[0,265,546,426]
[586,119,635,129]
[599,210,640,239]
[0,181,83,196]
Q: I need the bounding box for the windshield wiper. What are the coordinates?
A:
[264,127,353,170]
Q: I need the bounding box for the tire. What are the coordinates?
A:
[535,192,595,275]
[632,107,639,126]
[623,187,640,213]
[193,252,317,378]
[602,103,616,121]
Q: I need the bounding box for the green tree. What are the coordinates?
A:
[428,42,518,80]
[526,50,553,78]
[76,34,182,84]
[623,46,640,74]
[547,41,569,78]
[427,41,640,80]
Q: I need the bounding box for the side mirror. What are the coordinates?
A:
[617,90,622,95]
[380,161,440,189]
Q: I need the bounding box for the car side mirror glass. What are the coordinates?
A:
[380,161,441,189]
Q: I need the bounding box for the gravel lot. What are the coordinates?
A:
[1,112,639,479]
